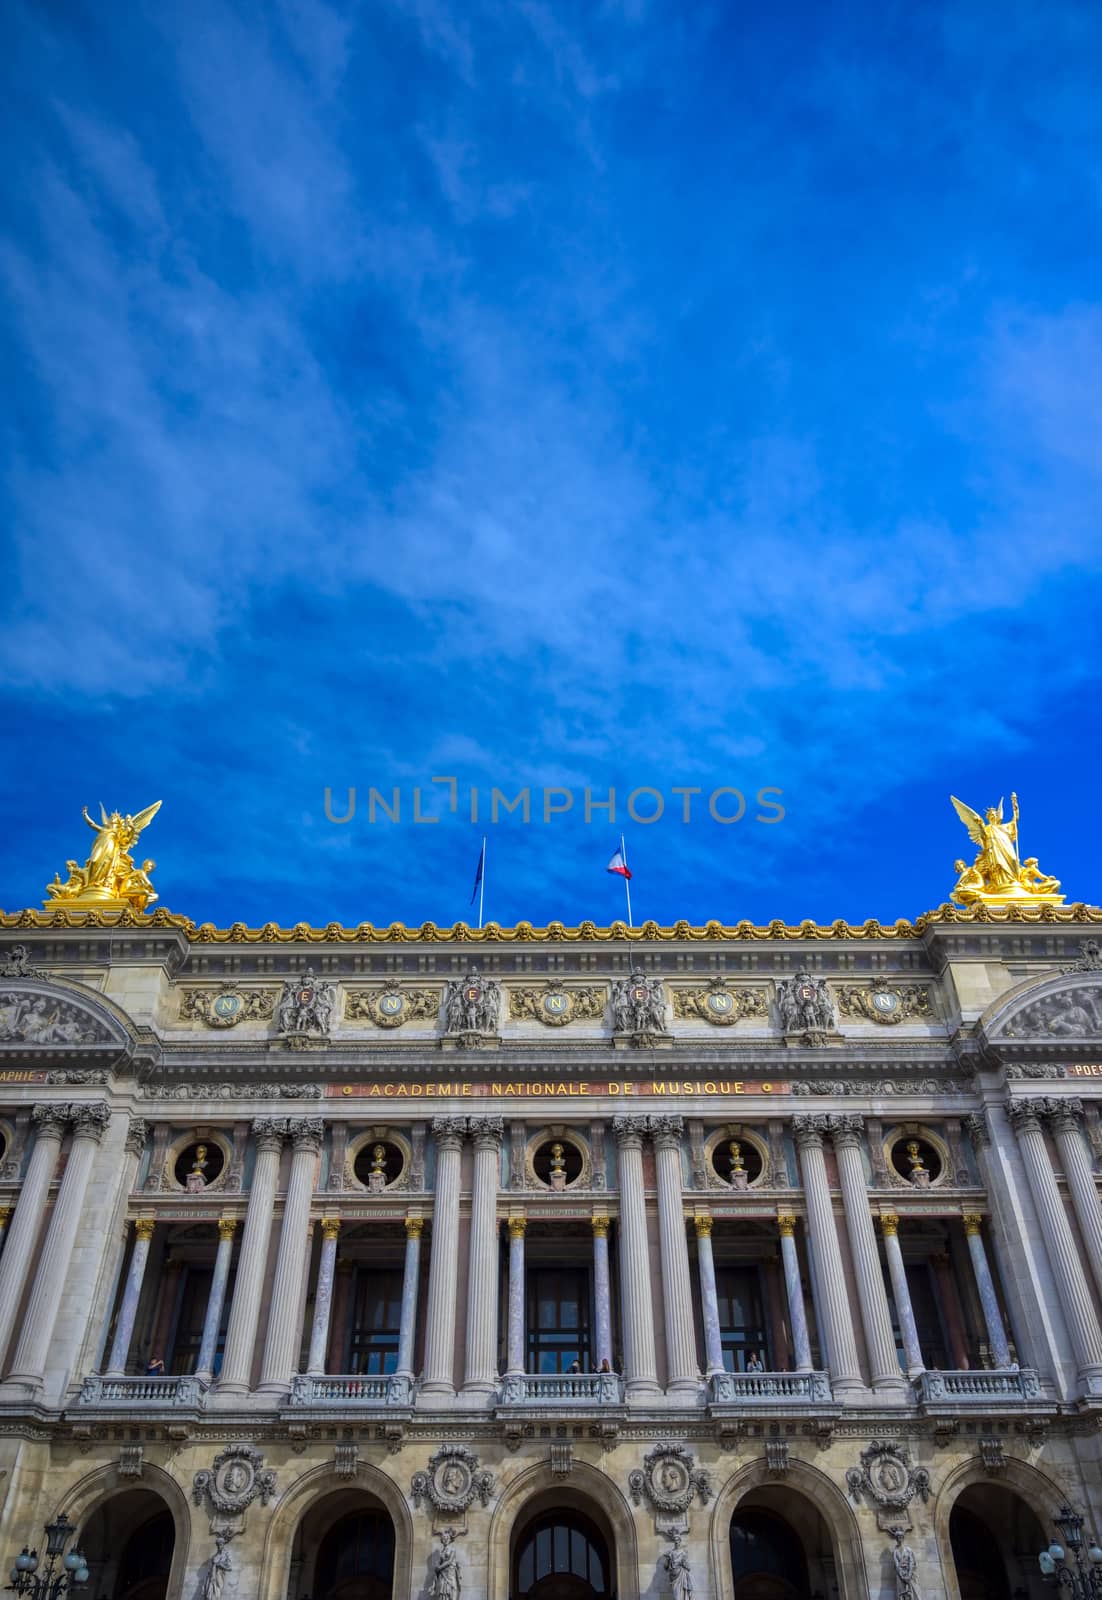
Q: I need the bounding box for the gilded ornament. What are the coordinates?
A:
[44,801,162,913]
[344,986,440,1028]
[508,980,606,1027]
[671,980,767,1025]
[950,792,1064,905]
[835,977,933,1025]
[178,984,277,1029]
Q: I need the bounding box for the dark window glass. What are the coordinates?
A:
[512,1511,611,1598]
[348,1269,403,1375]
[716,1265,769,1371]
[730,1509,810,1600]
[526,1268,592,1373]
[168,1267,212,1376]
[314,1509,395,1600]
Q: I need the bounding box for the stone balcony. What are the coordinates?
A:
[915,1367,1042,1405]
[709,1369,834,1406]
[77,1374,206,1409]
[287,1373,414,1408]
[499,1372,625,1406]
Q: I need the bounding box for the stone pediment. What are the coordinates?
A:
[0,976,132,1058]
[982,970,1102,1060]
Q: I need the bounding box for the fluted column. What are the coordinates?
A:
[832,1116,907,1394]
[880,1213,923,1377]
[464,1117,504,1396]
[259,1118,323,1393]
[694,1216,724,1376]
[196,1219,237,1381]
[1047,1100,1102,1308]
[778,1213,813,1372]
[4,1104,111,1394]
[306,1218,341,1376]
[218,1118,285,1394]
[592,1217,613,1371]
[0,1105,66,1370]
[105,1219,155,1376]
[612,1117,659,1397]
[1009,1100,1102,1382]
[792,1117,863,1396]
[0,1206,11,1251]
[651,1115,698,1392]
[506,1218,526,1375]
[396,1218,423,1382]
[962,1213,1012,1369]
[421,1118,466,1395]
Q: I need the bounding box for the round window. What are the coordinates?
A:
[353,1140,404,1189]
[891,1136,941,1185]
[533,1139,584,1188]
[174,1141,225,1189]
[712,1136,763,1187]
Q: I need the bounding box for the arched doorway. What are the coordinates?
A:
[78,1490,174,1600]
[511,1495,616,1600]
[728,1486,841,1600]
[290,1489,396,1600]
[949,1485,1049,1600]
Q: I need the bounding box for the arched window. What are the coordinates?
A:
[730,1508,811,1600]
[313,1509,395,1600]
[513,1510,613,1599]
[115,1509,173,1600]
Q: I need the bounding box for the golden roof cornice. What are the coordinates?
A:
[1,902,1100,942]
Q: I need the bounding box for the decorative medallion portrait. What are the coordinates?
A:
[410,1445,495,1514]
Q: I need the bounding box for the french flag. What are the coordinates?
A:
[606,846,632,880]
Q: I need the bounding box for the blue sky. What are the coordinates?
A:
[2,0,1101,930]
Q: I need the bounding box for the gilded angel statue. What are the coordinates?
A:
[45,801,162,912]
[949,792,1063,905]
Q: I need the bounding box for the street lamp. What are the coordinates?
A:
[1038,1507,1102,1600]
[6,1513,89,1597]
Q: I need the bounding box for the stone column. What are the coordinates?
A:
[395,1218,423,1381]
[0,1105,66,1369]
[1047,1100,1102,1307]
[0,1205,11,1250]
[592,1217,613,1371]
[105,1219,155,1376]
[880,1213,923,1377]
[962,1213,1012,1369]
[506,1218,526,1375]
[305,1218,341,1376]
[612,1117,659,1397]
[218,1119,285,1394]
[1008,1099,1102,1384]
[464,1117,504,1396]
[694,1216,725,1377]
[777,1213,813,1372]
[4,1104,110,1394]
[831,1116,907,1395]
[421,1118,466,1396]
[652,1116,699,1393]
[196,1219,237,1381]
[259,1118,324,1393]
[792,1117,863,1396]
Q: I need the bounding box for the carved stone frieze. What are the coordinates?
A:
[276,970,334,1045]
[1064,940,1102,973]
[792,1077,965,1097]
[410,1444,495,1513]
[443,970,501,1039]
[192,1444,276,1517]
[845,1441,930,1513]
[508,981,606,1027]
[0,945,46,979]
[178,984,278,1029]
[835,978,934,1025]
[628,1443,712,1515]
[777,972,836,1039]
[611,971,668,1039]
[344,986,440,1028]
[140,1082,323,1100]
[1002,984,1102,1039]
[0,988,112,1047]
[671,979,767,1025]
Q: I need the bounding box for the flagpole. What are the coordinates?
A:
[478,835,486,931]
[621,832,634,965]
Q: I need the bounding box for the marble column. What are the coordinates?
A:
[592,1217,613,1371]
[880,1213,923,1377]
[218,1119,285,1394]
[792,1117,863,1396]
[694,1216,725,1377]
[652,1116,699,1393]
[259,1118,324,1393]
[832,1116,908,1395]
[1008,1099,1102,1382]
[464,1117,504,1396]
[506,1217,526,1375]
[962,1213,1013,1369]
[4,1103,111,1394]
[777,1213,813,1372]
[305,1218,341,1376]
[1047,1100,1102,1307]
[105,1219,155,1376]
[0,1105,66,1370]
[196,1219,237,1381]
[395,1218,424,1381]
[0,1206,11,1251]
[421,1117,466,1395]
[612,1117,659,1397]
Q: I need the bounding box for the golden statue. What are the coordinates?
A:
[949,792,1063,906]
[45,801,162,913]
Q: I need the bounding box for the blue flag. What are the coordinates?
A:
[470,839,486,906]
